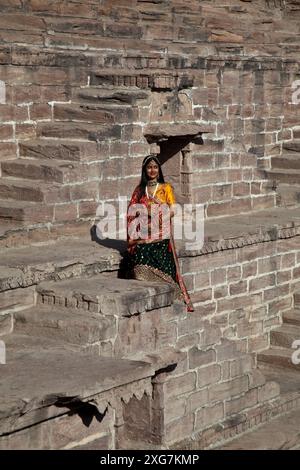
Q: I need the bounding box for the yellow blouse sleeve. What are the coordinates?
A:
[165,183,176,206]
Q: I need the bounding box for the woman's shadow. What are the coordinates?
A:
[90,224,133,279]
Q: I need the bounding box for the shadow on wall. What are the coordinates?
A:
[90,225,131,279]
[90,224,127,252]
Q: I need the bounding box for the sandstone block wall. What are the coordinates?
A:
[0,0,299,232]
[180,237,300,353]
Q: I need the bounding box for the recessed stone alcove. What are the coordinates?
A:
[144,123,204,204]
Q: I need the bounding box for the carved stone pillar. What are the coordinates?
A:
[180,144,193,201]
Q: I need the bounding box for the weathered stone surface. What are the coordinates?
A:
[0,267,27,292]
[0,333,154,433]
[0,237,121,291]
[257,381,280,402]
[165,372,197,398]
[0,285,35,312]
[267,169,300,185]
[0,14,45,32]
[19,139,102,162]
[272,154,300,171]
[294,291,300,308]
[225,389,258,416]
[36,274,175,316]
[115,312,177,357]
[283,309,300,327]
[71,434,113,450]
[36,122,122,142]
[217,408,300,450]
[276,183,300,207]
[0,176,73,203]
[0,142,18,160]
[13,305,116,345]
[215,339,239,362]
[0,313,13,336]
[188,347,216,370]
[76,87,150,105]
[1,158,90,184]
[209,376,249,403]
[197,364,221,388]
[144,124,205,143]
[258,347,300,371]
[195,402,224,432]
[53,104,115,124]
[270,324,300,349]
[165,414,194,445]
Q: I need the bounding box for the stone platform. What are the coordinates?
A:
[216,407,300,450]
[0,205,299,449]
[0,334,153,450]
[216,360,300,450]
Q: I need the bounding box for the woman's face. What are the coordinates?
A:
[145,160,159,181]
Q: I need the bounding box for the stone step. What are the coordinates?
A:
[257,362,300,395]
[272,154,300,170]
[0,199,54,223]
[36,122,121,141]
[267,169,300,185]
[13,304,116,346]
[53,103,115,124]
[0,284,35,319]
[63,98,139,125]
[0,220,24,238]
[0,312,13,336]
[282,308,300,327]
[19,139,101,163]
[293,130,300,139]
[218,362,300,449]
[89,72,153,88]
[216,407,300,449]
[73,87,150,106]
[0,215,123,250]
[0,333,154,442]
[282,140,300,153]
[19,139,101,162]
[257,347,300,371]
[0,176,65,203]
[270,324,300,349]
[275,183,300,207]
[36,273,175,317]
[1,158,90,184]
[74,438,164,450]
[0,237,121,292]
[294,291,300,308]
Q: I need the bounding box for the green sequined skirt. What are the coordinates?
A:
[127,239,183,299]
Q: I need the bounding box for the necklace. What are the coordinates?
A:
[146,182,159,198]
[147,180,158,186]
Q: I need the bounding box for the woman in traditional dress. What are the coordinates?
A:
[126,154,194,312]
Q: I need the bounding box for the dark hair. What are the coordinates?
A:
[137,155,165,198]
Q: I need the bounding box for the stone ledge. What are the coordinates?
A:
[144,123,206,143]
[0,219,104,250]
[215,406,300,450]
[178,206,300,257]
[13,304,116,346]
[170,360,300,450]
[170,391,300,450]
[0,237,121,292]
[0,333,154,437]
[1,207,300,293]
[2,44,299,69]
[36,273,175,316]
